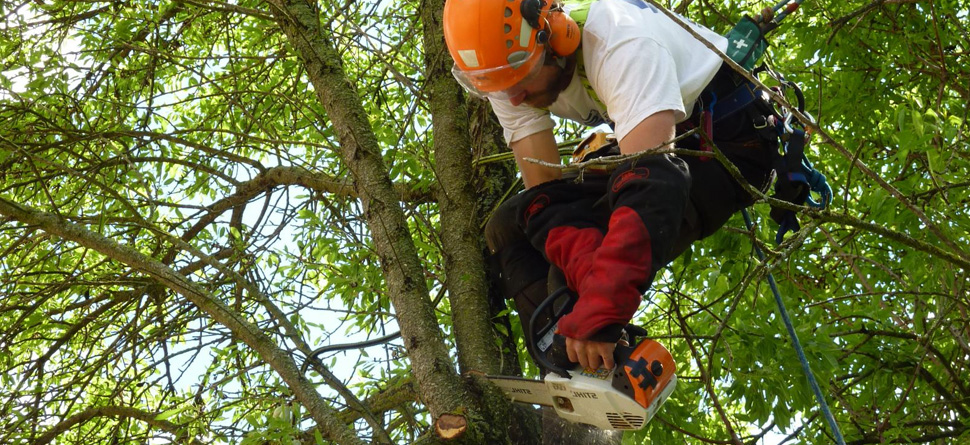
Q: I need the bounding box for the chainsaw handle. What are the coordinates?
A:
[546,334,576,374]
[530,287,578,378]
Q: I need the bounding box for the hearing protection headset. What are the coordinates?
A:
[521,0,581,57]
[443,0,582,97]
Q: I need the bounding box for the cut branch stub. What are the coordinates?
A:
[434,413,468,440]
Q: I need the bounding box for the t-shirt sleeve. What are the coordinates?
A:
[586,35,686,141]
[489,98,557,145]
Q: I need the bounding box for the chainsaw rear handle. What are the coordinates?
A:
[530,287,654,378]
[530,287,577,377]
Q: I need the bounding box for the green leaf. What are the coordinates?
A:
[911,107,924,137]
[897,106,908,132]
[155,406,187,421]
[927,147,942,174]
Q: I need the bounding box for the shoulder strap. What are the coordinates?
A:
[565,0,594,25]
[565,1,608,110]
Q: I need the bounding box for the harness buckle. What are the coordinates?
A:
[752,114,770,130]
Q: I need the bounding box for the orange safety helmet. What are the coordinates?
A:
[443,0,580,100]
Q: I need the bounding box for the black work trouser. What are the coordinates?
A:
[485,65,777,359]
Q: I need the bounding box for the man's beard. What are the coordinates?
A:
[524,59,572,108]
[524,89,561,108]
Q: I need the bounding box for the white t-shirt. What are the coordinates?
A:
[490,0,728,144]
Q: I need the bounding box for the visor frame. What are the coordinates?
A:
[451,45,547,101]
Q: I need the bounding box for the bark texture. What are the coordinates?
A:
[33,406,189,445]
[421,0,499,376]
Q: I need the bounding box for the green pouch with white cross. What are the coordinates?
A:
[724,15,768,71]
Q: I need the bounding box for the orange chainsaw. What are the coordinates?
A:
[486,288,676,430]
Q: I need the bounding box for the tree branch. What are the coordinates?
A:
[163,164,431,258]
[0,197,365,445]
[32,405,189,445]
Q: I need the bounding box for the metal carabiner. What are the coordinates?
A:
[782,109,795,134]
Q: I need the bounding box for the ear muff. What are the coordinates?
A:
[520,1,580,57]
[546,10,580,56]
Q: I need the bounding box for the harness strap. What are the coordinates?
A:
[576,47,607,111]
[697,94,716,161]
[567,1,610,112]
[769,127,833,242]
[711,81,760,124]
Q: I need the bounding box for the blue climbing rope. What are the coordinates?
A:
[741,208,847,445]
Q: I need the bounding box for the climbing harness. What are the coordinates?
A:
[752,65,833,243]
[565,0,832,242]
[703,0,834,243]
[691,5,836,244]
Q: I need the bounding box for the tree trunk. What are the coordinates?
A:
[420,0,499,376]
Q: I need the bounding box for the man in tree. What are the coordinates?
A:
[444,0,777,372]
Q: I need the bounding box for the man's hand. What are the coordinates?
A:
[565,337,617,370]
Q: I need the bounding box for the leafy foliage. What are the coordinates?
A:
[0,0,968,444]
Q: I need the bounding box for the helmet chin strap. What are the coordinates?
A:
[553,52,577,92]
